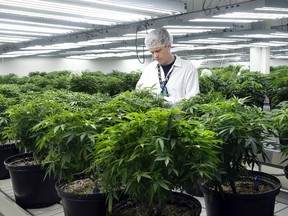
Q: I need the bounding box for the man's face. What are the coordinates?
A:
[149,45,171,66]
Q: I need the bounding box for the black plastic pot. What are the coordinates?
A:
[284,165,288,179]
[185,183,204,197]
[0,143,19,179]
[111,191,202,216]
[56,175,107,216]
[201,170,281,216]
[4,152,61,208]
[279,137,287,146]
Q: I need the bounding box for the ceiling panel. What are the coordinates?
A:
[0,0,287,62]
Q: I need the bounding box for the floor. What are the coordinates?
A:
[0,178,288,216]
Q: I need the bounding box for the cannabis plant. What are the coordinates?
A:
[3,90,109,163]
[92,107,221,214]
[32,89,165,182]
[179,96,274,193]
[269,101,288,153]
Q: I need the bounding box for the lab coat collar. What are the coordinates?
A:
[153,55,181,69]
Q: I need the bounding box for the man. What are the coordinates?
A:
[136,28,200,105]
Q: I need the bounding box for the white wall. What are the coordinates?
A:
[270,59,288,67]
[0,57,152,76]
[201,59,288,71]
[0,56,287,77]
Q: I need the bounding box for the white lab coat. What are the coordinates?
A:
[136,56,200,105]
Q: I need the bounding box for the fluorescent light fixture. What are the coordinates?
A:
[21,35,135,53]
[271,32,288,37]
[263,41,288,45]
[214,12,288,20]
[202,58,225,61]
[85,36,135,43]
[128,28,208,38]
[172,44,196,52]
[21,35,136,53]
[228,34,286,39]
[178,38,249,44]
[125,27,217,38]
[21,40,114,51]
[5,50,58,55]
[0,36,36,43]
[0,49,58,58]
[204,56,243,62]
[196,44,249,50]
[172,47,196,52]
[0,9,115,26]
[114,46,137,50]
[208,53,240,57]
[0,18,86,30]
[186,56,206,60]
[0,0,152,23]
[76,41,113,46]
[164,25,226,30]
[255,7,288,12]
[123,29,154,37]
[64,49,126,55]
[0,54,21,58]
[172,44,195,47]
[189,18,258,23]
[62,46,140,56]
[212,44,250,49]
[21,43,82,50]
[67,51,140,59]
[250,41,288,47]
[271,55,288,59]
[272,49,288,52]
[0,30,51,37]
[1,23,74,34]
[166,29,212,34]
[164,25,228,32]
[81,0,182,14]
[62,49,113,55]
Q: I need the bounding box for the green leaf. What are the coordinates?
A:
[136,172,152,183]
[156,138,164,151]
[80,132,86,141]
[141,173,152,180]
[170,139,176,149]
[88,134,95,144]
[158,181,169,190]
[155,157,166,161]
[165,157,170,166]
[54,124,65,133]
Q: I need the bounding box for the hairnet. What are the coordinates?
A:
[145,28,173,49]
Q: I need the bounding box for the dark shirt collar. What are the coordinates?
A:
[161,56,176,77]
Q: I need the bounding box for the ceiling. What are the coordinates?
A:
[1,0,288,63]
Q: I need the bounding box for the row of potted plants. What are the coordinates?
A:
[0,91,20,179]
[0,66,287,216]
[0,65,287,109]
[0,70,141,96]
[0,90,112,208]
[1,89,286,215]
[199,66,288,109]
[177,93,283,216]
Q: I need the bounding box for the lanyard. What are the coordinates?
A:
[157,63,174,96]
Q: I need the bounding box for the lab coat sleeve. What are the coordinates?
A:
[164,66,200,105]
[184,66,200,98]
[135,62,161,94]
